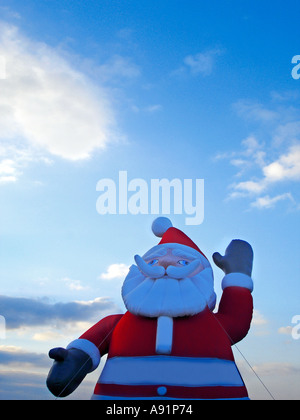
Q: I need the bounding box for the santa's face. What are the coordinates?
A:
[122,245,216,318]
[145,248,205,276]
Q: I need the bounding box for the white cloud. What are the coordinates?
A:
[0,175,17,184]
[273,121,300,146]
[0,140,52,183]
[278,326,293,336]
[62,277,87,291]
[0,158,17,175]
[241,136,266,167]
[131,104,163,114]
[0,21,116,164]
[234,179,267,195]
[262,144,300,182]
[174,48,224,77]
[0,158,18,183]
[232,144,300,199]
[233,100,279,123]
[251,193,294,209]
[96,54,141,82]
[216,135,266,180]
[219,95,300,210]
[145,104,163,113]
[100,263,129,281]
[252,309,268,326]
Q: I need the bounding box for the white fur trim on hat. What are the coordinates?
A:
[152,217,173,237]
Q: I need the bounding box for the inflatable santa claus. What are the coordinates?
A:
[47,217,254,400]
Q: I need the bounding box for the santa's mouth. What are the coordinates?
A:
[158,275,187,281]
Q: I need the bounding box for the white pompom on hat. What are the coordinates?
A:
[151,217,173,238]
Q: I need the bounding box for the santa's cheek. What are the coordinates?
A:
[188,265,205,277]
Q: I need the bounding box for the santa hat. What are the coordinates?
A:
[143,217,210,268]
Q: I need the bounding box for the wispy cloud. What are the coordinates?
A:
[95,54,141,83]
[131,104,163,114]
[251,193,294,209]
[232,144,300,198]
[253,362,300,376]
[99,263,129,281]
[173,48,224,77]
[233,100,279,123]
[62,277,88,291]
[252,309,268,326]
[216,94,300,210]
[278,326,293,336]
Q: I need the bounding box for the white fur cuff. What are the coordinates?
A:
[67,338,101,372]
[222,273,253,292]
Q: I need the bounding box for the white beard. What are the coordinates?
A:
[122,265,216,318]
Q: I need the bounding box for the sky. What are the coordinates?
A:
[0,0,299,400]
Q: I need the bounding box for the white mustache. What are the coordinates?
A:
[134,255,165,278]
[134,255,202,279]
[166,259,202,279]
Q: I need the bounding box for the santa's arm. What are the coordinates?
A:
[216,284,253,344]
[68,314,123,368]
[46,314,122,397]
[212,240,254,344]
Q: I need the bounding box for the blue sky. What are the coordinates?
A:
[0,0,299,400]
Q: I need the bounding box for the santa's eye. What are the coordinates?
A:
[148,259,159,266]
[178,260,189,266]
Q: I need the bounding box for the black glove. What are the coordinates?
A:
[212,239,253,277]
[46,347,93,398]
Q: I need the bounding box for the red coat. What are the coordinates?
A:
[69,286,253,400]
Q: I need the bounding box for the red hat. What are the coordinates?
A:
[151,217,208,260]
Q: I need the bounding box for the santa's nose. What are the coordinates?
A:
[157,256,177,269]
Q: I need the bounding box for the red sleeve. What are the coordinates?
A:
[80,314,123,356]
[215,287,253,345]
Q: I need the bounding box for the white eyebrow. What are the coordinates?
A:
[171,248,198,260]
[142,247,168,261]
